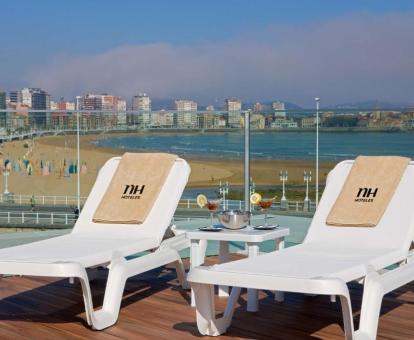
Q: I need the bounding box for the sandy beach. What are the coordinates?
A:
[0,133,335,197]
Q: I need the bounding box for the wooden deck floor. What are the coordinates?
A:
[0,258,413,339]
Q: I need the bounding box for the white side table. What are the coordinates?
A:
[187,226,289,312]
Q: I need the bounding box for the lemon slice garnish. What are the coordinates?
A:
[250,192,262,205]
[196,194,208,208]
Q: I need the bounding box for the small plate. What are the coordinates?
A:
[223,225,248,231]
[253,224,279,230]
[199,226,223,232]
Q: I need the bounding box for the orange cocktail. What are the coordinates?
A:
[259,198,274,226]
[206,199,221,227]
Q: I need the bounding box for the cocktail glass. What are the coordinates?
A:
[206,199,221,227]
[259,198,274,227]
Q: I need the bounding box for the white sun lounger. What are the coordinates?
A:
[188,160,414,340]
[0,156,191,330]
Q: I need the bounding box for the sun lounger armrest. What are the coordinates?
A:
[160,233,190,252]
[0,260,88,279]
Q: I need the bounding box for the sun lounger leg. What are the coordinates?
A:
[192,282,240,336]
[65,265,97,328]
[191,239,207,306]
[274,238,285,302]
[338,294,355,340]
[88,248,185,330]
[174,258,190,289]
[355,272,383,340]
[247,243,259,311]
[356,263,414,339]
[218,241,230,297]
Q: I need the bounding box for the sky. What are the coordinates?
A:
[1,0,414,107]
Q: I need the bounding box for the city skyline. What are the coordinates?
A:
[1,1,414,106]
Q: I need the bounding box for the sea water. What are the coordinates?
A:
[95,131,414,160]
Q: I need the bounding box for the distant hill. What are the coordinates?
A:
[328,100,414,110]
[150,98,176,110]
[150,98,414,112]
[150,98,303,112]
[242,101,303,111]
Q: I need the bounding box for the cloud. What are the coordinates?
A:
[28,12,414,106]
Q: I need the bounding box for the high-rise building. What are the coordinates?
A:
[175,99,197,112]
[9,87,49,109]
[30,88,51,127]
[0,91,6,110]
[75,96,82,110]
[76,94,104,129]
[21,88,33,107]
[100,94,118,111]
[132,93,151,111]
[254,102,263,113]
[50,101,58,110]
[272,101,286,118]
[51,98,76,130]
[224,98,242,127]
[153,111,174,127]
[9,91,22,104]
[175,100,197,128]
[116,98,127,126]
[78,94,102,110]
[198,112,218,129]
[0,91,6,127]
[132,93,151,126]
[57,98,76,111]
[117,98,127,111]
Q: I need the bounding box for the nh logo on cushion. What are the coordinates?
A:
[355,187,378,202]
[121,185,145,199]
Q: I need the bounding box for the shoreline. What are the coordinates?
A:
[0,133,335,197]
[52,133,336,185]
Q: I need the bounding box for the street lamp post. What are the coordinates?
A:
[303,171,311,211]
[3,168,9,195]
[279,170,288,210]
[76,110,81,212]
[219,181,229,210]
[315,97,320,208]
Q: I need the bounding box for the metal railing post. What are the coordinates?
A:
[51,213,54,225]
[244,110,250,218]
[7,212,10,224]
[22,212,24,224]
[36,213,39,224]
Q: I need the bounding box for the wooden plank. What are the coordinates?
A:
[0,257,413,339]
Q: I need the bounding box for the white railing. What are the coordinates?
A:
[0,195,314,211]
[0,194,87,206]
[0,211,77,226]
[177,198,316,212]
